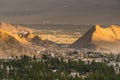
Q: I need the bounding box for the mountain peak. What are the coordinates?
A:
[92,25,103,31]
[0,22,32,34]
[0,22,18,33]
[95,24,102,28]
[0,22,12,27]
[0,22,7,25]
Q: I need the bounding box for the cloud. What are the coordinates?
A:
[0,0,120,24]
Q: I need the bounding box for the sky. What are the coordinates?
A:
[0,0,120,25]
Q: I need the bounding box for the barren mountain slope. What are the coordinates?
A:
[0,29,31,58]
[70,25,120,53]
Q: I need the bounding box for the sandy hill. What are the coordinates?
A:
[0,29,31,58]
[0,22,32,34]
[70,25,120,53]
[0,29,42,58]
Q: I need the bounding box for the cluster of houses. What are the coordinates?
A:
[0,47,120,79]
[43,48,120,74]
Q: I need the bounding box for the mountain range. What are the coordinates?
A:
[0,22,120,58]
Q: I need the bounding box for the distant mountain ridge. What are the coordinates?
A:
[23,33,60,49]
[70,25,120,53]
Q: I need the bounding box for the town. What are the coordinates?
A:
[0,47,120,80]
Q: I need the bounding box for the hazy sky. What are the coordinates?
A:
[0,0,120,25]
